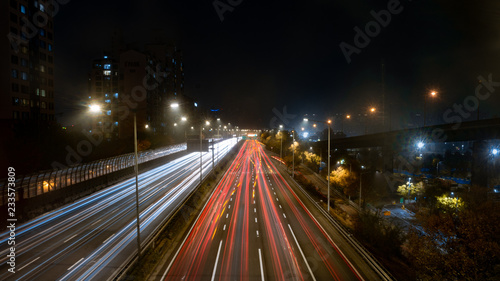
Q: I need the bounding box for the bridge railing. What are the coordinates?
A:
[0,143,186,206]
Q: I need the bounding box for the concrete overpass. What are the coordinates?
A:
[317,118,500,189]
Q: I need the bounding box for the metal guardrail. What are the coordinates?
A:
[288,175,396,281]
[0,143,186,205]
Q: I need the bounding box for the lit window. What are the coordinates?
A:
[21,72,28,80]
[41,89,46,97]
[11,69,18,78]
[105,99,111,103]
[20,5,26,14]
[40,29,45,37]
[103,56,108,59]
[104,93,109,97]
[48,44,52,52]
[103,70,111,76]
[40,65,45,72]
[114,93,119,98]
[106,110,111,115]
[40,4,45,11]
[114,122,118,126]
[104,64,111,70]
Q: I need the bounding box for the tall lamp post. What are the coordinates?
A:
[359,168,371,209]
[279,124,283,160]
[365,107,376,134]
[292,129,295,178]
[304,118,332,212]
[132,112,141,257]
[423,91,437,127]
[91,104,142,257]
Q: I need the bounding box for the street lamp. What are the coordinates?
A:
[89,104,142,257]
[89,104,101,113]
[304,117,332,212]
[424,91,437,126]
[279,125,283,160]
[365,107,376,134]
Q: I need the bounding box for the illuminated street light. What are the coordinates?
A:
[365,108,376,134]
[205,121,210,125]
[89,104,101,113]
[145,124,149,129]
[304,118,333,212]
[424,90,438,126]
[171,102,179,108]
[181,116,187,121]
[417,141,425,149]
[493,148,499,156]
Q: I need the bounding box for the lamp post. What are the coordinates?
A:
[359,169,371,209]
[365,107,376,134]
[90,104,142,257]
[279,124,283,160]
[424,91,437,127]
[133,112,141,257]
[304,118,332,212]
[292,129,295,178]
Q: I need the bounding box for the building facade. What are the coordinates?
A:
[87,44,188,141]
[0,0,55,122]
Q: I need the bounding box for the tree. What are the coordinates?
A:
[302,151,320,171]
[406,200,500,280]
[329,167,357,197]
[397,181,424,202]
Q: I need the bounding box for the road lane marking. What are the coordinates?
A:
[223,224,226,231]
[226,213,229,218]
[254,208,257,213]
[228,205,231,209]
[279,205,282,209]
[67,258,84,271]
[17,257,40,272]
[211,240,223,281]
[283,213,287,219]
[288,224,316,281]
[258,249,265,281]
[256,230,259,237]
[255,218,258,223]
[102,234,115,244]
[276,198,279,201]
[64,234,78,243]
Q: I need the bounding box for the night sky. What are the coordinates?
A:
[54,0,500,130]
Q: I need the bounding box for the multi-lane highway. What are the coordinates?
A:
[0,139,238,280]
[162,140,375,281]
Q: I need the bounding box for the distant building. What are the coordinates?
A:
[87,43,189,141]
[0,0,55,122]
[87,55,120,139]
